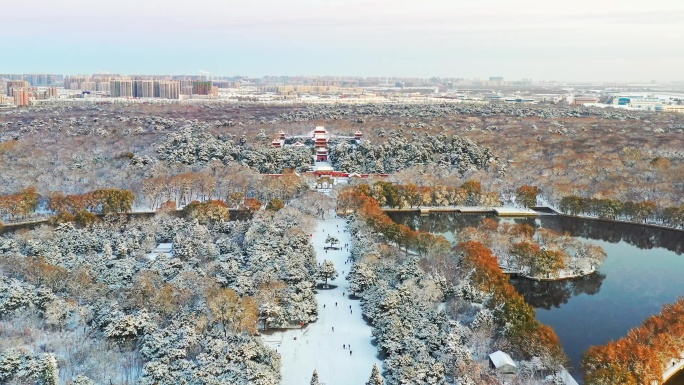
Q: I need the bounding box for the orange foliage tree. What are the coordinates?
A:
[0,187,41,220]
[516,185,541,208]
[48,188,134,215]
[183,199,231,225]
[583,298,684,385]
[459,240,566,366]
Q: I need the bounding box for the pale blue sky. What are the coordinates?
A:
[2,0,683,81]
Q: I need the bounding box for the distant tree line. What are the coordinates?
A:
[0,187,40,220]
[0,187,134,225]
[346,180,500,209]
[559,196,684,228]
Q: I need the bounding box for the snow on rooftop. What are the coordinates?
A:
[489,350,517,370]
[146,243,173,261]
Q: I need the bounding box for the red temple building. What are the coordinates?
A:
[313,126,328,148]
[316,147,329,161]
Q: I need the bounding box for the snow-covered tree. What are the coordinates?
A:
[317,260,338,288]
[348,262,377,295]
[104,310,156,343]
[310,369,321,385]
[325,235,340,250]
[366,363,384,385]
[41,354,59,385]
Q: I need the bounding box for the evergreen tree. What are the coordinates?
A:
[310,369,321,385]
[42,354,59,385]
[366,363,383,385]
[325,235,340,249]
[317,260,338,288]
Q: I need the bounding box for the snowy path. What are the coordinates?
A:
[261,216,382,385]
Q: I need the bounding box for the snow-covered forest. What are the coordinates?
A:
[155,127,313,173]
[0,206,318,384]
[328,132,495,175]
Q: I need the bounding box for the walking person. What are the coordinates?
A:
[332,327,334,332]
[335,302,338,307]
[350,350,352,356]
[343,344,346,349]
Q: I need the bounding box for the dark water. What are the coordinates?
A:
[669,369,684,384]
[388,212,684,384]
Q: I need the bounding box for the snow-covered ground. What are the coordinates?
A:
[261,216,382,385]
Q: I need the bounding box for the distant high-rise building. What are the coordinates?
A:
[80,81,97,92]
[192,81,213,95]
[181,85,193,96]
[156,80,180,99]
[133,80,154,98]
[0,74,61,85]
[111,80,133,97]
[6,80,29,96]
[13,88,29,106]
[64,76,90,90]
[97,81,110,93]
[27,74,50,86]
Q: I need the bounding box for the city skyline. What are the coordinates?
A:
[2,0,684,81]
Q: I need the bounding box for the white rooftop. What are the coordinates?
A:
[489,350,517,373]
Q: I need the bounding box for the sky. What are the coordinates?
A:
[1,0,684,81]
